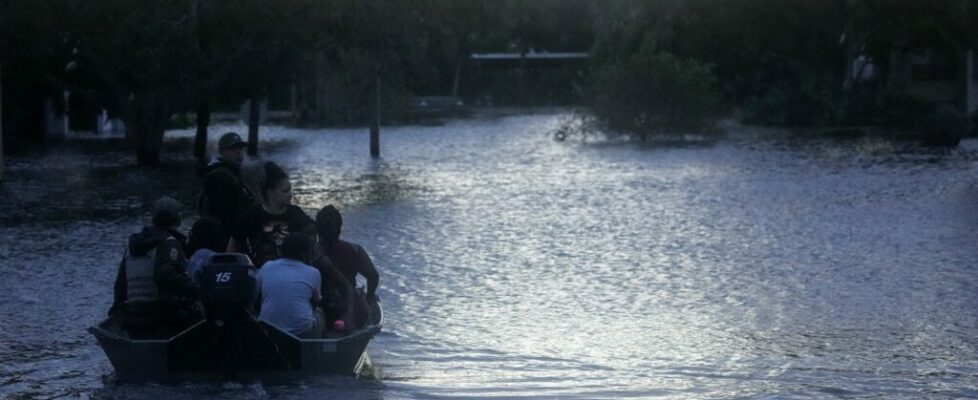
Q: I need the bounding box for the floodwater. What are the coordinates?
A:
[1,111,977,399]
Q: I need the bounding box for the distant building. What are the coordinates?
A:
[468,50,589,106]
[888,48,978,117]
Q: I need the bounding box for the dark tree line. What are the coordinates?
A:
[588,0,978,138]
[1,0,594,165]
[3,0,976,163]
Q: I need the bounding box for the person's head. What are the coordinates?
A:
[217,132,247,167]
[187,216,227,254]
[280,232,312,262]
[260,161,292,208]
[151,196,182,229]
[315,205,343,243]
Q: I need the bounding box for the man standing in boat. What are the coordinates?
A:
[198,132,257,234]
[109,197,200,337]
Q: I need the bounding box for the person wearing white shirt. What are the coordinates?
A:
[257,233,325,337]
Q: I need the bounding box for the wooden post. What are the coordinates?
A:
[370,74,380,158]
[247,95,259,157]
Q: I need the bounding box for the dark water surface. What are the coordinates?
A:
[1,112,977,399]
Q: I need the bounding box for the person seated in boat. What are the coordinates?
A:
[109,197,200,337]
[256,232,326,338]
[306,233,356,334]
[315,205,379,329]
[228,161,316,268]
[185,216,228,284]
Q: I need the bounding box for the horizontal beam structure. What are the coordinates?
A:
[471,52,588,61]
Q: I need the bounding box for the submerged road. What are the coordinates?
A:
[1,111,977,399]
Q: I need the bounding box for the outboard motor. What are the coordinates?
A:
[197,253,258,374]
[199,253,258,318]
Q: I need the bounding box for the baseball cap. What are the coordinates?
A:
[153,196,181,217]
[218,132,248,150]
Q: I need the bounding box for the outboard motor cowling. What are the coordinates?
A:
[197,253,259,375]
[199,253,258,316]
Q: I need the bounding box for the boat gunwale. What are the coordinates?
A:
[90,300,383,344]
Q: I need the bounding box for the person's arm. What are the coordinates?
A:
[355,244,380,301]
[227,213,249,254]
[311,254,355,327]
[253,268,262,314]
[154,239,199,298]
[312,267,323,303]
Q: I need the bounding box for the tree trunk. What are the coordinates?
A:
[315,52,326,123]
[135,115,164,167]
[194,99,210,161]
[126,94,169,167]
[843,42,857,92]
[247,94,260,157]
[137,146,161,166]
[452,59,462,97]
[967,49,976,118]
[290,80,298,124]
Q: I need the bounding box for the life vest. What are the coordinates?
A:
[124,247,160,304]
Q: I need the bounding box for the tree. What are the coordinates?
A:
[592,38,719,137]
[0,0,71,144]
[221,0,314,156]
[61,0,198,166]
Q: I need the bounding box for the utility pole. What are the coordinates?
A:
[370,72,380,158]
[1,62,4,183]
[967,49,977,117]
[367,2,381,158]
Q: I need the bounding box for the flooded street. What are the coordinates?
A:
[1,111,978,399]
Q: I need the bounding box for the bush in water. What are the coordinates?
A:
[591,44,719,139]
